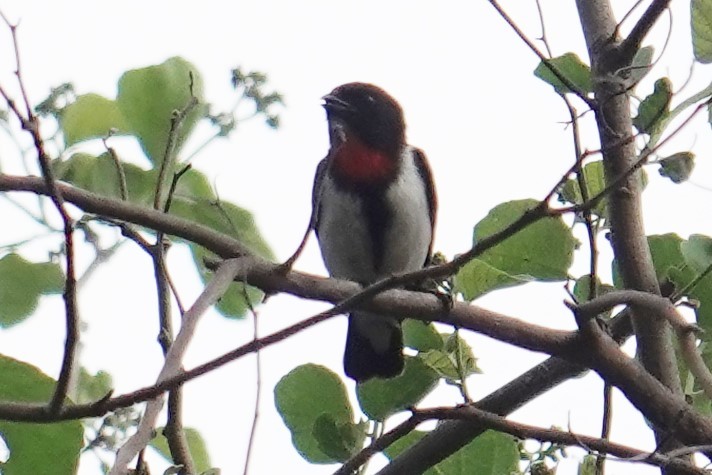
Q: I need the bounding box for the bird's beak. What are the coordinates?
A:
[322,94,354,114]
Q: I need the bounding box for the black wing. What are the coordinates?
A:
[412,147,437,264]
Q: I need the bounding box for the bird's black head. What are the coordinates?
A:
[323,83,406,157]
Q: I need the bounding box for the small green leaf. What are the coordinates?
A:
[534,53,592,95]
[60,93,129,146]
[420,332,480,382]
[76,368,113,404]
[692,0,712,63]
[572,275,614,304]
[559,161,608,218]
[633,78,672,134]
[0,355,83,475]
[578,454,597,475]
[356,357,438,421]
[629,46,655,86]
[403,319,443,352]
[658,152,695,183]
[274,364,356,464]
[0,253,64,327]
[456,200,576,300]
[150,427,212,473]
[117,57,205,164]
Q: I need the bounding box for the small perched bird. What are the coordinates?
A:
[312,82,437,382]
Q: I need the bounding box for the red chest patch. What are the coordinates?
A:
[331,137,396,184]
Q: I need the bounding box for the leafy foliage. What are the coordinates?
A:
[0,356,83,475]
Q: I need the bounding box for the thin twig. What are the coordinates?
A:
[242,283,262,475]
[102,136,129,201]
[488,0,596,108]
[0,12,79,415]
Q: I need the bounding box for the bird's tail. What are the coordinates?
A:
[344,312,403,382]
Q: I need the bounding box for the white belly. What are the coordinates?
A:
[316,148,432,284]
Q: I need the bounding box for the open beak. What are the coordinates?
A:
[322,94,354,114]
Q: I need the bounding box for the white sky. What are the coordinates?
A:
[1,1,711,474]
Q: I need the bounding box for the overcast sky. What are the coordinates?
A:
[1,1,711,474]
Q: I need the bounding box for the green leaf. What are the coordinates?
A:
[385,430,519,475]
[572,275,615,304]
[559,161,608,219]
[629,46,655,86]
[170,169,273,259]
[75,368,113,404]
[383,430,427,459]
[534,53,592,95]
[274,364,357,464]
[403,319,443,352]
[420,333,480,381]
[0,253,64,327]
[117,57,205,164]
[54,152,155,203]
[150,426,212,473]
[633,78,672,134]
[692,0,712,63]
[0,355,82,475]
[356,357,439,421]
[312,414,366,462]
[456,199,576,300]
[658,152,695,184]
[578,454,597,475]
[454,258,529,301]
[680,235,712,333]
[60,93,129,146]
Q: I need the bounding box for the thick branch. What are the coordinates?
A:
[576,1,683,460]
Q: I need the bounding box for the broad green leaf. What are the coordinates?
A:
[170,170,272,259]
[274,364,356,464]
[54,152,155,203]
[117,57,205,165]
[60,93,129,146]
[456,199,576,300]
[454,258,528,301]
[385,430,519,475]
[559,161,608,219]
[150,426,212,473]
[75,368,113,404]
[0,356,82,475]
[534,53,592,95]
[0,253,64,327]
[692,0,712,63]
[659,152,695,184]
[403,319,443,352]
[431,431,518,475]
[681,235,712,332]
[629,46,655,86]
[312,414,366,462]
[356,357,438,421]
[633,78,672,135]
[189,245,263,319]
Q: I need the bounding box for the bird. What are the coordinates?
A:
[311,82,437,382]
